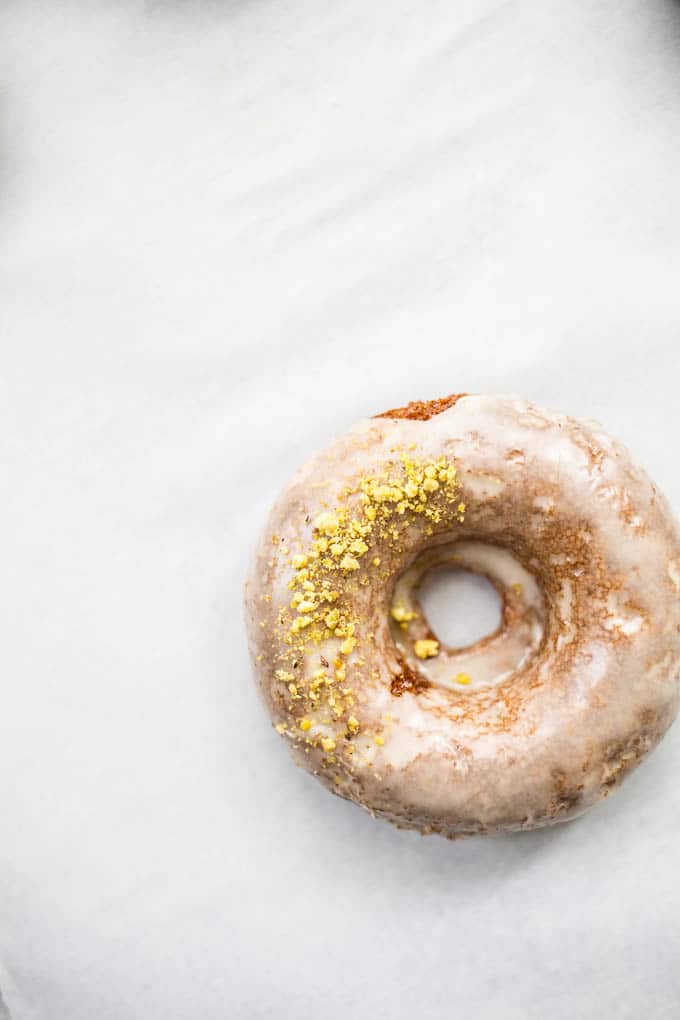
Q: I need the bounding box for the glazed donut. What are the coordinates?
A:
[245,394,680,837]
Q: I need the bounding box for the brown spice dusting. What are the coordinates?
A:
[375,393,467,422]
[390,663,431,697]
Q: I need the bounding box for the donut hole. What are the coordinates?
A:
[417,567,502,650]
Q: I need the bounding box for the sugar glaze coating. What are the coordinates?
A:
[245,394,680,837]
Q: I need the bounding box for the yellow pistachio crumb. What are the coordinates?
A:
[275,722,286,734]
[339,554,360,572]
[290,616,312,632]
[297,600,316,613]
[390,604,418,623]
[313,512,340,535]
[324,608,340,629]
[299,718,311,731]
[292,554,308,569]
[372,556,381,566]
[321,737,336,753]
[347,715,360,734]
[414,638,439,660]
[455,672,471,685]
[374,736,385,746]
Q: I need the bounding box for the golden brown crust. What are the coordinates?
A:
[375,393,467,421]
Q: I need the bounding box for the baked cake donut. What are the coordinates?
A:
[244,394,680,837]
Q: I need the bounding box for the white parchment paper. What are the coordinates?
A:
[2,1,680,1017]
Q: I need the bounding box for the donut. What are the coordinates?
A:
[244,394,680,837]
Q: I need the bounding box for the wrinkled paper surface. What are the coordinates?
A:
[2,2,680,1017]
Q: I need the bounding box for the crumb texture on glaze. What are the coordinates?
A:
[375,393,467,421]
[245,393,680,838]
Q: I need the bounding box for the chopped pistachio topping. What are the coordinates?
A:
[390,604,418,624]
[414,639,440,660]
[272,453,462,761]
